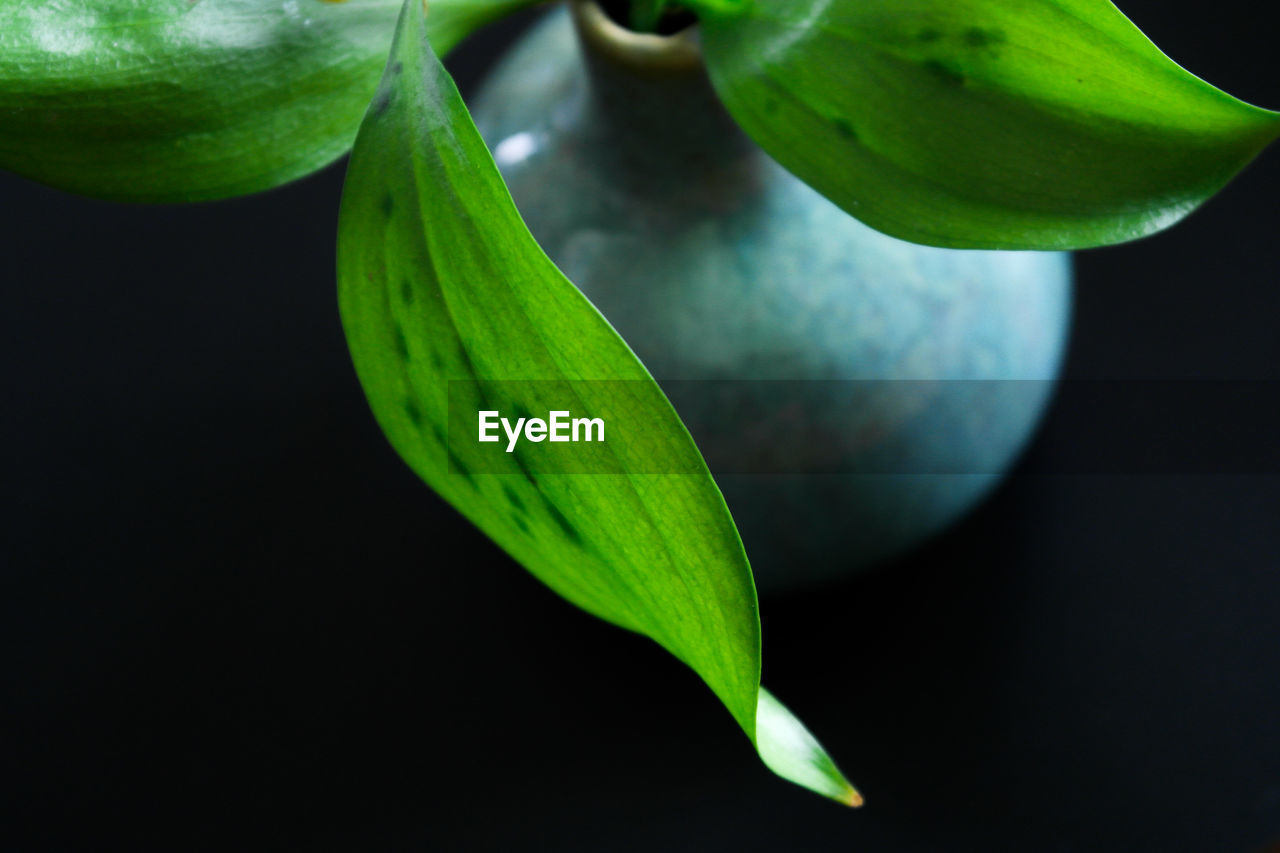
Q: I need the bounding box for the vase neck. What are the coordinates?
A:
[569,1,757,171]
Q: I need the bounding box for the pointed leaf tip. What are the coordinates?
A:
[755,688,861,806]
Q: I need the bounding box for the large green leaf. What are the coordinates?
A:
[337,0,860,805]
[0,0,536,202]
[693,0,1280,249]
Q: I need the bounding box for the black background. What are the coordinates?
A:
[2,2,1277,850]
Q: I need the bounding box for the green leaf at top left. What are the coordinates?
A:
[0,0,538,202]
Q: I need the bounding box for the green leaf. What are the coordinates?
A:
[0,0,536,202]
[694,0,1280,249]
[337,0,860,806]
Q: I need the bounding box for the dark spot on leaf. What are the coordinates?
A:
[400,278,414,304]
[391,61,403,76]
[916,28,942,43]
[430,423,446,444]
[393,323,409,360]
[763,98,779,116]
[545,501,582,546]
[511,513,530,535]
[372,90,392,116]
[381,193,394,218]
[512,452,538,487]
[448,449,474,483]
[963,26,1005,48]
[434,423,474,482]
[404,399,423,428]
[456,346,476,377]
[430,349,443,370]
[832,118,859,142]
[924,59,965,84]
[503,484,527,514]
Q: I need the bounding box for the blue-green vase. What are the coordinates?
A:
[470,2,1072,588]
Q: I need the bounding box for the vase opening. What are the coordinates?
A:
[572,1,702,74]
[593,0,698,38]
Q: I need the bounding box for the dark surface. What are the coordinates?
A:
[2,2,1277,851]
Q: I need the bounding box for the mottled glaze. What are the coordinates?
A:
[470,3,1072,587]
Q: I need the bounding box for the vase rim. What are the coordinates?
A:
[570,1,702,73]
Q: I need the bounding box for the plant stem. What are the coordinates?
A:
[629,0,668,33]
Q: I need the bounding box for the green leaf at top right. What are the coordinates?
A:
[694,0,1279,250]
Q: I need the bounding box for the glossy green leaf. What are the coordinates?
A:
[694,0,1280,249]
[337,0,860,806]
[0,0,536,202]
